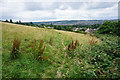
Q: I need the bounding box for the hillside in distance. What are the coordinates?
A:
[32,19,118,25]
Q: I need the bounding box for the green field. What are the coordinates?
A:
[1,22,119,78]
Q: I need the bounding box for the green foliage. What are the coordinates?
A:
[115,21,120,36]
[79,28,85,31]
[76,30,87,34]
[64,34,120,78]
[98,21,118,35]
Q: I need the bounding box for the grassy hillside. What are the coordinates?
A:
[1,22,119,78]
[2,22,98,78]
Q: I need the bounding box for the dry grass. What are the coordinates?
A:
[89,37,98,45]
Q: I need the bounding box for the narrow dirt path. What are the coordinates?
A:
[56,40,67,78]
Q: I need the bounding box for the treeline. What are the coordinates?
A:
[2,19,99,31]
[3,19,119,36]
[3,19,39,27]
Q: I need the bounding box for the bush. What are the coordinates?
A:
[63,34,120,78]
[97,21,118,35]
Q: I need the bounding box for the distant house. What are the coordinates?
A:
[52,27,54,29]
[47,26,51,28]
[73,27,76,31]
[85,28,98,34]
[73,27,77,31]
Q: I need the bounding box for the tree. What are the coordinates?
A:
[98,21,118,35]
[114,21,120,36]
[50,23,53,27]
[5,19,9,22]
[19,20,22,24]
[16,21,19,24]
[40,23,46,28]
[10,19,13,23]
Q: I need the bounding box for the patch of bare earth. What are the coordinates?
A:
[56,40,67,78]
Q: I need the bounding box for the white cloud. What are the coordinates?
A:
[0,0,118,22]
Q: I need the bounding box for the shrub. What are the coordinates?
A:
[11,38,21,59]
[97,21,118,35]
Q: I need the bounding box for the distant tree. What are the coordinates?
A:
[50,23,53,27]
[35,24,39,27]
[30,22,33,24]
[29,22,34,26]
[16,21,19,24]
[19,20,22,24]
[5,19,9,22]
[40,23,46,28]
[10,19,13,23]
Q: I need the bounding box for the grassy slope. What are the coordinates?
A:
[1,22,99,78]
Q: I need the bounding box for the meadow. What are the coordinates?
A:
[1,22,119,78]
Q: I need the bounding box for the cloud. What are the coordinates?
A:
[1,0,118,22]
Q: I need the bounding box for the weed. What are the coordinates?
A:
[68,44,71,51]
[39,40,44,49]
[89,37,98,45]
[38,40,46,60]
[75,40,78,48]
[49,37,53,45]
[11,38,21,59]
[67,40,79,54]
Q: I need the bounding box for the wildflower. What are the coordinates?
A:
[98,55,100,58]
[98,67,100,69]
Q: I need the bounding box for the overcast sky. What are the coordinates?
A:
[0,0,119,22]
